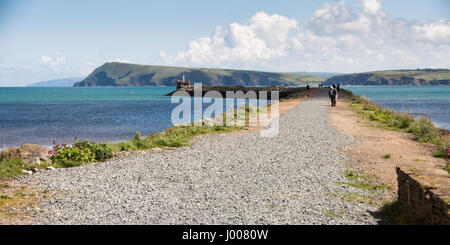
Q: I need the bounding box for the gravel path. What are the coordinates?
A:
[25,89,382,224]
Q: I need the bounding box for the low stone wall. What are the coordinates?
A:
[396,167,449,225]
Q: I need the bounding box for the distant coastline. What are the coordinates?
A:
[27,77,82,87]
[325,69,450,86]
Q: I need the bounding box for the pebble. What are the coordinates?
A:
[25,90,381,225]
[21,170,33,175]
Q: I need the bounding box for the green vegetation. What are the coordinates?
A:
[338,169,391,192]
[0,158,26,178]
[342,89,450,160]
[0,156,61,179]
[1,123,242,178]
[407,118,442,144]
[437,145,450,174]
[0,194,12,200]
[341,192,375,206]
[383,154,391,159]
[444,164,450,175]
[371,69,450,81]
[343,169,369,182]
[326,69,449,85]
[433,144,448,158]
[108,124,240,152]
[50,143,96,167]
[74,62,325,87]
[323,209,345,219]
[107,103,259,152]
[1,99,269,178]
[49,139,115,167]
[76,140,114,162]
[337,168,391,209]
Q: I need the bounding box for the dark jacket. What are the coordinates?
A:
[329,88,336,98]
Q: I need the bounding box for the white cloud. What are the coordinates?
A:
[361,0,383,15]
[108,58,133,63]
[161,0,450,72]
[40,51,66,67]
[413,19,450,43]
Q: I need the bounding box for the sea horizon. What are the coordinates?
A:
[0,86,264,149]
[1,85,449,149]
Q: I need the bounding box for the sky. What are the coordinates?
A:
[0,0,449,86]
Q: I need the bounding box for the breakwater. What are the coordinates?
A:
[165,85,308,99]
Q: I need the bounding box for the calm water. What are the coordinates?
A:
[3,86,448,148]
[343,85,450,130]
[0,87,260,148]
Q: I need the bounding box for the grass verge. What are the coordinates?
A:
[107,124,241,152]
[1,108,253,178]
[0,157,60,179]
[339,169,391,192]
[341,89,450,164]
[0,158,26,179]
[337,169,391,208]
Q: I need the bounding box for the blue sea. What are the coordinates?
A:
[1,86,448,148]
[0,87,260,148]
[343,85,450,130]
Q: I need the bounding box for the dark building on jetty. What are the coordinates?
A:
[176,75,192,90]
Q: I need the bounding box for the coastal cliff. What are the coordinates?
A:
[325,69,450,85]
[74,62,324,87]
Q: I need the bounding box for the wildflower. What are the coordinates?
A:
[53,140,56,145]
[48,150,53,154]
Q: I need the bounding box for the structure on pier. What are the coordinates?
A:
[176,75,192,89]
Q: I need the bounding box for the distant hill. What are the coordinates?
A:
[74,62,325,87]
[293,72,343,79]
[27,77,82,87]
[325,69,450,85]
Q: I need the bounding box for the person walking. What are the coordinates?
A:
[329,85,337,107]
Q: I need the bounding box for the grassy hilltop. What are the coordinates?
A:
[73,62,324,87]
[325,69,450,85]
